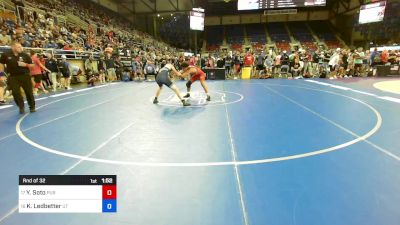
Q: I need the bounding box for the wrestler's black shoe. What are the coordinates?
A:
[182,100,190,106]
[183,93,190,98]
[153,98,159,104]
[19,106,25,114]
[206,95,211,101]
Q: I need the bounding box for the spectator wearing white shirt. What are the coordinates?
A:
[328,48,341,79]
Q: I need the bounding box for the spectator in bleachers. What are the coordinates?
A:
[0,30,12,46]
[63,42,72,51]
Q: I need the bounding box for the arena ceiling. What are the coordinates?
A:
[112,0,197,15]
[111,0,363,17]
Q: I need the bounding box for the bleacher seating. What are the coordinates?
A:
[246,24,266,44]
[287,22,314,42]
[309,20,343,49]
[301,41,318,51]
[267,22,290,43]
[276,42,291,52]
[266,22,291,51]
[206,25,224,51]
[309,21,336,41]
[225,25,244,45]
[231,43,242,52]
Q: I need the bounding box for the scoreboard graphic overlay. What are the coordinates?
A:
[19,175,117,213]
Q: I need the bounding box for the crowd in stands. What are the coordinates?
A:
[1,0,181,53]
[202,47,400,79]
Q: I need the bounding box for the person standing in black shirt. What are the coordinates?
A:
[105,53,116,82]
[0,42,35,114]
[45,53,59,92]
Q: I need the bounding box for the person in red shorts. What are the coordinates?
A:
[180,61,211,101]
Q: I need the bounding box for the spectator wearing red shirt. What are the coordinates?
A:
[244,51,255,76]
[63,43,73,51]
[189,56,197,66]
[39,54,51,89]
[29,50,50,95]
[381,50,389,65]
[244,51,254,66]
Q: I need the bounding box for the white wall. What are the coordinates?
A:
[309,11,329,20]
[288,11,308,21]
[221,15,240,25]
[266,14,287,22]
[205,16,220,26]
[241,14,261,24]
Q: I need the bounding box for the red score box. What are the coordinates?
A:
[102,185,117,199]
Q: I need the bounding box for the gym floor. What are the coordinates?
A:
[0,78,399,225]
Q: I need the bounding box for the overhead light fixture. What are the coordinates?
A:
[171,13,173,16]
[157,14,160,17]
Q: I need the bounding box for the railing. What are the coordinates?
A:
[2,0,14,10]
[0,46,100,60]
[0,46,134,63]
[0,0,16,12]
